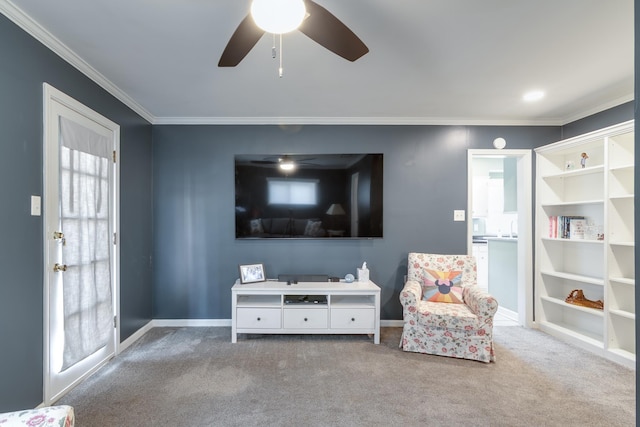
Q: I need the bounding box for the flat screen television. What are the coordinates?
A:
[235,153,383,239]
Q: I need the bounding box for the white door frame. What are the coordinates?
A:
[467,149,533,327]
[43,83,120,404]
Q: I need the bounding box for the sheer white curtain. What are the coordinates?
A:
[59,117,113,370]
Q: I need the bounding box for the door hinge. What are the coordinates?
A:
[112,150,117,163]
[113,232,117,245]
[113,316,117,328]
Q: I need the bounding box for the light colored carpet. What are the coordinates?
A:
[58,327,635,426]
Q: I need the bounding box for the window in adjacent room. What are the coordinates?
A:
[267,178,318,205]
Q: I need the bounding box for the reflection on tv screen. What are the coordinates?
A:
[235,153,383,239]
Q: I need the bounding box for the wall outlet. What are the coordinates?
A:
[453,210,465,221]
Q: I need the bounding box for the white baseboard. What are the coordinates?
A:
[118,320,154,353]
[497,306,518,322]
[381,319,404,327]
[151,319,232,327]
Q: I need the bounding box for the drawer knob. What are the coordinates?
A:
[351,318,356,322]
[304,318,308,322]
[257,317,261,321]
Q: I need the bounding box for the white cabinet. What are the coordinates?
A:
[503,157,518,213]
[488,238,517,312]
[472,177,489,217]
[232,280,381,343]
[472,243,488,289]
[534,120,634,368]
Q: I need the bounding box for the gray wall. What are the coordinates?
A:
[152,125,560,321]
[0,15,153,411]
[562,102,634,139]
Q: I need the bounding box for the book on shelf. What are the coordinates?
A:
[548,215,586,239]
[569,218,586,239]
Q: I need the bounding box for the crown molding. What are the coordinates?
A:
[559,94,634,125]
[0,0,155,123]
[153,115,565,126]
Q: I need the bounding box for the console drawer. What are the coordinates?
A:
[283,308,328,329]
[330,308,375,329]
[236,308,281,329]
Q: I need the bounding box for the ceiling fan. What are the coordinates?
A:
[250,155,318,168]
[218,0,369,67]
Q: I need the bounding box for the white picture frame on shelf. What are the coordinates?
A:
[239,263,266,284]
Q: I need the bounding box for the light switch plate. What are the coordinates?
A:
[453,210,465,221]
[31,195,41,216]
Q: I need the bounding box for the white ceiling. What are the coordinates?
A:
[2,0,634,125]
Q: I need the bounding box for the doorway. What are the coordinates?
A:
[467,149,533,327]
[43,84,120,404]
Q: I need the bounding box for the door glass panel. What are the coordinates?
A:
[59,118,113,370]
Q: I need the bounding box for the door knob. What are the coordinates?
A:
[53,263,67,272]
[53,231,66,246]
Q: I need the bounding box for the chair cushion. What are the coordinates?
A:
[270,218,290,234]
[421,269,463,303]
[304,220,323,236]
[408,253,477,287]
[416,301,481,330]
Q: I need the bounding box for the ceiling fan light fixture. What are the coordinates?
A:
[278,156,296,170]
[251,0,306,34]
[279,161,295,171]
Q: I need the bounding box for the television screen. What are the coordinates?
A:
[235,153,383,239]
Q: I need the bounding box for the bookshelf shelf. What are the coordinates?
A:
[540,270,604,286]
[541,200,604,208]
[540,237,603,245]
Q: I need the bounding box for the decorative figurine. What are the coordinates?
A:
[580,152,588,168]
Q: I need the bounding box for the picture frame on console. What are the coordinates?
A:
[239,263,266,284]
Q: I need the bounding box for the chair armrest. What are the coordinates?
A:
[463,286,499,326]
[399,280,422,320]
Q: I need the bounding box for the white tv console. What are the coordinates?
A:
[231,280,381,344]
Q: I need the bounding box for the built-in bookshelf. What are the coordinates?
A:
[535,120,634,369]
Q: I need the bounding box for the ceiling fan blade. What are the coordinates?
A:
[299,0,369,62]
[251,160,277,165]
[218,14,265,67]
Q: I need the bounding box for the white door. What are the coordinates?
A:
[43,84,120,404]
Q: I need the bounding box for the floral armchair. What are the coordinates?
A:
[399,253,498,363]
[0,405,74,426]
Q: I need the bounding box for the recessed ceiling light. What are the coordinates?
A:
[523,90,545,102]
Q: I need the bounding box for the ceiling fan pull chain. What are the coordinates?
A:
[279,34,283,78]
[272,33,276,59]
